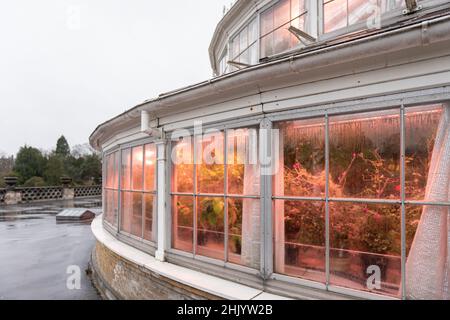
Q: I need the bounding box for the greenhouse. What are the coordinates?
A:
[90,0,450,300]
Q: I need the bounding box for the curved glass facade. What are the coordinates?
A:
[103,143,157,243]
[102,102,450,299]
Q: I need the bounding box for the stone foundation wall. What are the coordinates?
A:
[91,242,222,300]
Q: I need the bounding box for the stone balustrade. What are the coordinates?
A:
[0,189,6,204]
[0,177,102,205]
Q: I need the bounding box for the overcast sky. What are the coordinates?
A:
[0,0,232,156]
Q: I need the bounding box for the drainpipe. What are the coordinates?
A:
[141,110,162,138]
[141,110,151,134]
[155,140,167,262]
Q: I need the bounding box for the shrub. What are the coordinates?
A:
[23,176,46,187]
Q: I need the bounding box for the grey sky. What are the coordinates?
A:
[0,0,231,156]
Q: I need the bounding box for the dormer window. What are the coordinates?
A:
[260,0,309,58]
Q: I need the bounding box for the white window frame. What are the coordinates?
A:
[102,137,159,254]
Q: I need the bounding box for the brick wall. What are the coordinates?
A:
[91,242,222,300]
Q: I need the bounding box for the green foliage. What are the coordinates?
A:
[44,153,65,186]
[9,137,101,187]
[285,201,325,247]
[55,135,70,157]
[23,176,46,187]
[176,199,193,226]
[80,154,102,183]
[200,198,224,230]
[14,146,47,184]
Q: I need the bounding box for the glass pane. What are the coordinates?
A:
[130,192,143,238]
[273,27,291,55]
[111,191,119,227]
[104,189,114,225]
[143,194,155,242]
[131,146,144,191]
[405,204,449,299]
[291,0,306,20]
[197,197,225,260]
[348,0,374,26]
[329,109,401,199]
[261,33,274,58]
[261,7,274,36]
[239,26,249,64]
[121,148,131,190]
[324,0,348,33]
[274,200,326,283]
[274,0,290,29]
[380,0,405,13]
[172,196,194,253]
[144,144,156,191]
[197,133,225,194]
[228,198,261,269]
[231,35,240,60]
[330,202,401,297]
[291,12,306,35]
[120,191,133,234]
[248,18,258,44]
[227,128,260,196]
[112,190,118,226]
[291,1,307,49]
[275,118,325,197]
[113,151,119,189]
[405,105,443,201]
[249,43,258,65]
[219,51,228,74]
[106,153,114,188]
[171,139,194,193]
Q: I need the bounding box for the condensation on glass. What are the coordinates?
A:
[171,128,261,269]
[273,104,446,298]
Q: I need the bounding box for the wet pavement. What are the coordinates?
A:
[0,198,102,300]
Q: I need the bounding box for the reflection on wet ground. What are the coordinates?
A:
[0,198,102,300]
